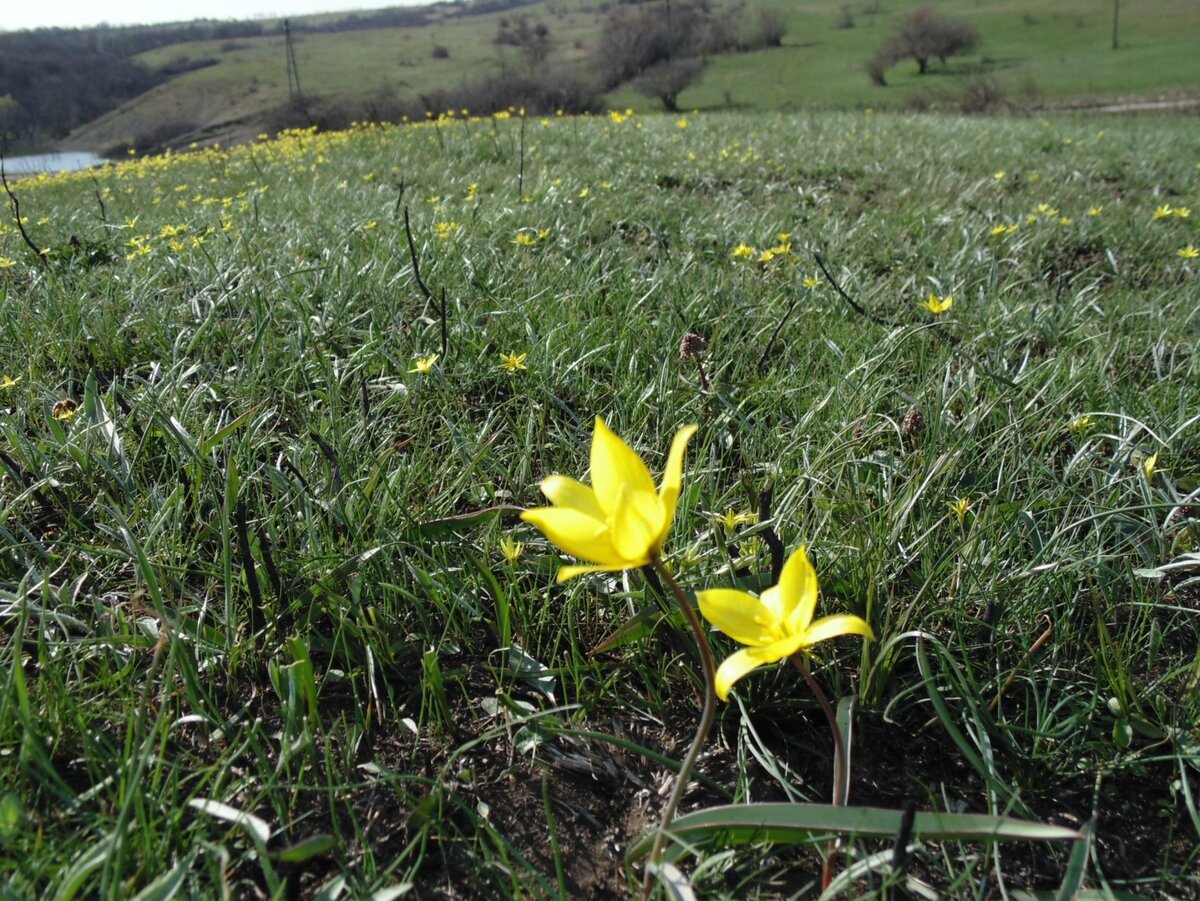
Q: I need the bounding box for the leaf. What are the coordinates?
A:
[399,505,523,542]
[626,802,1082,863]
[506,644,556,701]
[589,603,662,656]
[270,834,336,863]
[187,798,271,845]
[131,854,196,901]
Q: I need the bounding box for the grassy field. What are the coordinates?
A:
[3,108,1200,897]
[63,0,1200,151]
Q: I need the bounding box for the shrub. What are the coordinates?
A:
[431,44,450,59]
[959,77,1006,113]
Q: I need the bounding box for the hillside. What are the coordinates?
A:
[42,0,1200,153]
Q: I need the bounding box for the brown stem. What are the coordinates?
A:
[640,556,718,900]
[692,356,711,393]
[791,653,845,892]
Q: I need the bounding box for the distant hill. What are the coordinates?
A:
[3,0,1198,156]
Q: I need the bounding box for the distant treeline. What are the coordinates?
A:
[0,0,538,150]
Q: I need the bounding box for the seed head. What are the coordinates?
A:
[679,331,708,361]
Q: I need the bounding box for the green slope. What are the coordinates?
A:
[63,0,1200,151]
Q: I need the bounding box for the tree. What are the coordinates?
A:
[880,5,978,75]
[633,58,705,111]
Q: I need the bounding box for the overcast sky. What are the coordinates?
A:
[3,0,428,32]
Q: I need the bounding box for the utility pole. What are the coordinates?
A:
[284,19,304,103]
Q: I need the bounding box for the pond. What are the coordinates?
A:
[3,152,109,176]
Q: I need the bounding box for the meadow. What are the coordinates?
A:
[1,108,1199,897]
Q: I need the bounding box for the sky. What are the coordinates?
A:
[3,0,427,32]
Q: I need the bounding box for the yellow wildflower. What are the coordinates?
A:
[521,418,697,582]
[947,497,971,527]
[52,399,78,422]
[499,351,528,373]
[698,547,874,701]
[409,354,439,374]
[499,536,524,565]
[921,293,954,315]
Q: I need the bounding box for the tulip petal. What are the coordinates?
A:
[801,614,875,647]
[657,424,698,515]
[556,563,627,583]
[590,418,656,516]
[714,645,775,702]
[780,546,819,635]
[520,507,621,566]
[608,483,663,562]
[540,475,605,520]
[697,588,774,647]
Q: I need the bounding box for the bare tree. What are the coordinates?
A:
[633,57,705,111]
[877,5,978,75]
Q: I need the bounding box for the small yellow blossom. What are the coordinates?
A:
[578,187,589,199]
[947,497,971,527]
[1178,244,1200,260]
[1067,415,1093,433]
[990,224,1009,236]
[1174,207,1191,219]
[0,375,19,389]
[1142,453,1158,480]
[513,232,537,247]
[921,293,953,315]
[731,244,755,259]
[434,221,460,239]
[677,117,688,129]
[993,171,1006,181]
[1088,206,1103,217]
[499,536,524,565]
[0,258,15,269]
[803,274,820,289]
[1058,216,1073,225]
[409,354,439,374]
[499,351,528,372]
[1154,204,1174,219]
[715,508,756,536]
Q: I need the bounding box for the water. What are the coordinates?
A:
[3,152,109,176]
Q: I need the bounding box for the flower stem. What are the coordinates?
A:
[641,556,718,900]
[791,653,846,891]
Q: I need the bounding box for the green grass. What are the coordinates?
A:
[64,0,1200,150]
[2,109,1200,897]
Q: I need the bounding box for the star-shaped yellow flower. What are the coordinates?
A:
[521,418,697,582]
[499,351,527,372]
[921,293,953,315]
[0,375,19,389]
[409,354,439,374]
[698,547,874,701]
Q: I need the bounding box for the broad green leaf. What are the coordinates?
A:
[627,802,1082,863]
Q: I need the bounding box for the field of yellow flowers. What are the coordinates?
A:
[1,110,1198,898]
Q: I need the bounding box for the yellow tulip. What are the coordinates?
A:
[921,293,953,315]
[521,418,697,582]
[698,547,874,701]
